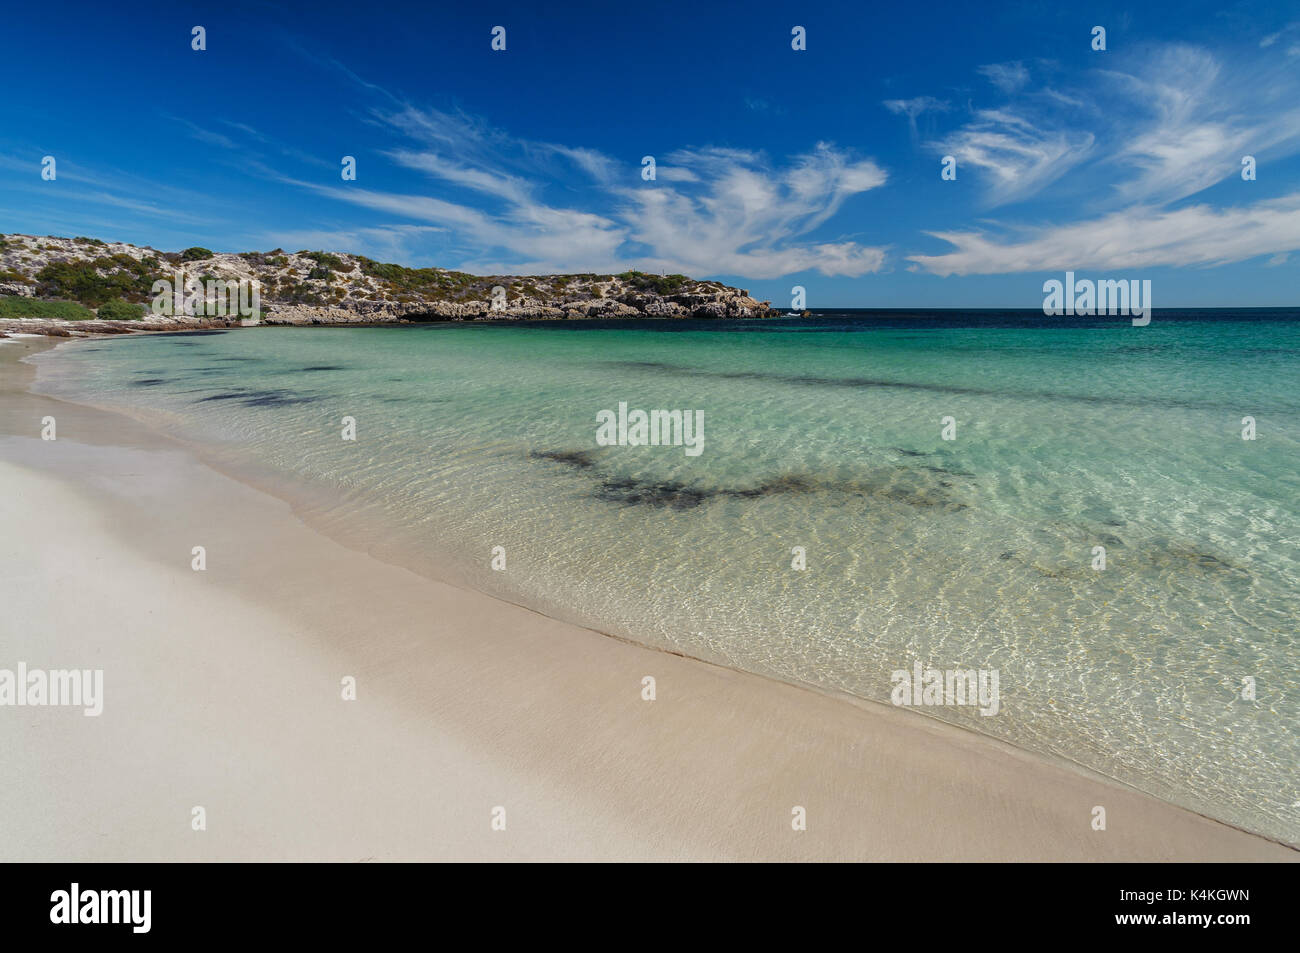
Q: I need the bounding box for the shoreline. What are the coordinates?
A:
[2,335,1295,861]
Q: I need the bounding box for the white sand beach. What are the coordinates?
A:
[0,337,1294,862]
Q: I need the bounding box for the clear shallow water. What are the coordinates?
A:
[33,311,1300,843]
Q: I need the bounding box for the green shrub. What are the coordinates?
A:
[0,296,95,320]
[356,257,478,300]
[180,246,213,261]
[35,255,161,306]
[304,251,346,271]
[96,298,145,320]
[616,271,690,295]
[276,281,324,306]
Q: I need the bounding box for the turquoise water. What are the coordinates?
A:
[32,311,1300,843]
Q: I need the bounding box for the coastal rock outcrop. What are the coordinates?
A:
[0,233,773,335]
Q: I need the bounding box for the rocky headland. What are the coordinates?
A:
[0,234,772,337]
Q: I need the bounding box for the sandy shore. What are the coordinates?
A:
[0,336,1294,861]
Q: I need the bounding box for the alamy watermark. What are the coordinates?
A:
[151,269,261,318]
[0,662,102,716]
[596,402,704,456]
[891,661,1000,716]
[1043,271,1151,326]
[50,883,150,933]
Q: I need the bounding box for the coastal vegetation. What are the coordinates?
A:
[96,298,145,320]
[356,257,478,300]
[35,255,160,306]
[0,297,94,320]
[0,233,772,327]
[616,271,691,295]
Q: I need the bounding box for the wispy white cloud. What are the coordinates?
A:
[891,39,1300,273]
[209,119,337,170]
[902,43,1300,212]
[617,143,888,277]
[908,192,1300,275]
[1259,22,1299,47]
[176,121,237,150]
[385,149,536,205]
[936,108,1094,206]
[882,96,951,137]
[883,96,950,118]
[976,61,1029,93]
[284,104,889,277]
[286,178,628,273]
[541,144,619,184]
[743,96,787,116]
[0,152,220,227]
[258,224,446,261]
[1100,45,1300,206]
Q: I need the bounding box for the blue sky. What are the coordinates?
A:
[2,0,1299,306]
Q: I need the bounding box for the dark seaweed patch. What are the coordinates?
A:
[195,389,316,407]
[531,448,598,469]
[605,360,676,372]
[300,365,346,372]
[131,378,167,386]
[592,470,966,511]
[601,360,1239,412]
[723,474,816,498]
[532,443,969,512]
[1141,540,1253,580]
[1163,548,1248,575]
[244,393,317,407]
[918,464,975,476]
[596,478,713,510]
